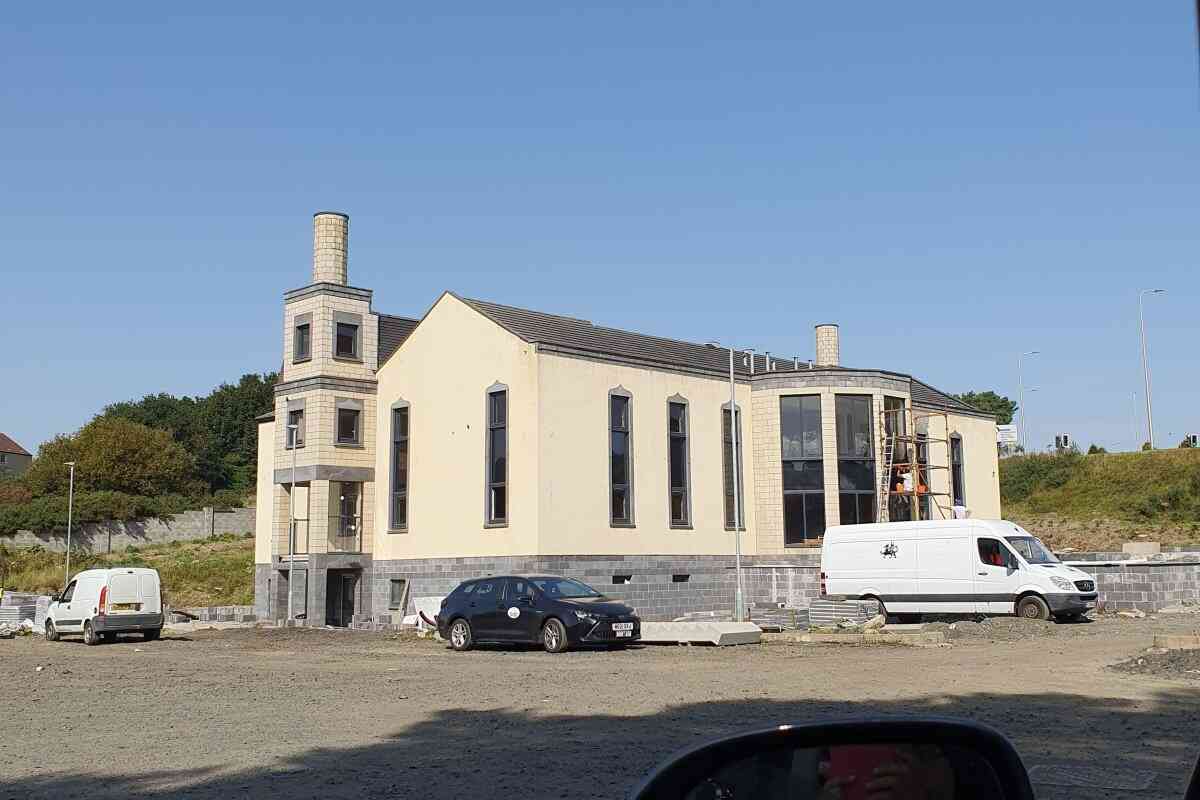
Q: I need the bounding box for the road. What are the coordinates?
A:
[2,615,1197,799]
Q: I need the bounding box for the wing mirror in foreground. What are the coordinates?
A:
[634,719,1038,800]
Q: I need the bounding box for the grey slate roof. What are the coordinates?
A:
[378,314,420,365]
[379,293,994,420]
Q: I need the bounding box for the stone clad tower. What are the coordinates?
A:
[267,212,378,625]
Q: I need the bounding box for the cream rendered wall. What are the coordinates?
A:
[914,409,1000,521]
[536,353,756,556]
[254,420,275,564]
[372,294,540,559]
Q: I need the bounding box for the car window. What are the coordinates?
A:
[457,582,476,595]
[474,581,496,601]
[507,579,531,600]
[977,538,1009,567]
[60,581,76,602]
[1005,535,1059,564]
[530,577,603,599]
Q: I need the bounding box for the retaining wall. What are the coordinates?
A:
[1,507,256,553]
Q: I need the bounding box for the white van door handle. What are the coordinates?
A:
[977,571,988,576]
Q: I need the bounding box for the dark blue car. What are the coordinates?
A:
[436,575,641,653]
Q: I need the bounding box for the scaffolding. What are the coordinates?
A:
[877,406,954,522]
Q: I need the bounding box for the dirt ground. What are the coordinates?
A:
[2,615,1199,800]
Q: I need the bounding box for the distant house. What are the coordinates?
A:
[0,433,32,477]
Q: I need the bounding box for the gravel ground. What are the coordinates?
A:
[1,615,1198,800]
[1112,648,1200,680]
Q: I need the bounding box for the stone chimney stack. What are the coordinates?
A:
[814,323,840,366]
[312,211,349,285]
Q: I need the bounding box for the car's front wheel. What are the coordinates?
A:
[542,618,569,653]
[1017,595,1051,621]
[448,619,473,652]
[45,620,60,642]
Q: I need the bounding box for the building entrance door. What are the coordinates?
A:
[326,570,359,627]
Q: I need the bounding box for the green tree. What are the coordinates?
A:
[953,390,1018,424]
[23,417,201,498]
[1087,444,1107,455]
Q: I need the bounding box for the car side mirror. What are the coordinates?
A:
[51,594,61,603]
[632,719,1037,800]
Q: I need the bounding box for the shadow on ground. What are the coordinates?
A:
[3,687,1197,799]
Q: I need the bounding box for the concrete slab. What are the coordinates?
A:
[1122,542,1161,556]
[639,621,762,646]
[766,630,947,646]
[1153,634,1200,651]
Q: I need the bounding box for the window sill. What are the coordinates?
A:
[334,442,364,449]
[292,356,312,365]
[669,524,693,531]
[484,521,508,529]
[387,528,408,535]
[610,522,637,529]
[785,541,822,549]
[725,526,747,532]
[284,444,305,451]
[333,355,363,364]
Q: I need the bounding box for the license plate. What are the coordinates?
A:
[111,603,140,612]
[612,622,634,631]
[615,630,632,638]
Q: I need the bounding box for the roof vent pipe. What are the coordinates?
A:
[814,324,840,366]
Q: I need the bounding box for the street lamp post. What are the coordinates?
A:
[1138,289,1165,449]
[63,461,76,585]
[709,342,746,623]
[1017,351,1040,453]
[286,414,299,624]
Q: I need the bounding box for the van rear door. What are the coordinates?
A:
[107,572,143,614]
[139,572,161,614]
[916,531,975,613]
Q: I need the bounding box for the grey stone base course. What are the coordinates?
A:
[3,507,255,553]
[1083,560,1200,613]
[169,605,257,624]
[368,554,822,622]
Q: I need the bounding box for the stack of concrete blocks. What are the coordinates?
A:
[807,598,880,626]
[171,605,258,624]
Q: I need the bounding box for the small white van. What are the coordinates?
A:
[821,519,1098,621]
[45,568,164,645]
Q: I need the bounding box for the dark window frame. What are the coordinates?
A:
[286,407,305,449]
[835,394,876,526]
[485,384,508,527]
[336,406,361,446]
[388,578,408,610]
[950,433,966,507]
[667,396,691,529]
[781,394,824,545]
[722,403,746,530]
[609,388,635,527]
[390,402,410,531]
[293,316,312,363]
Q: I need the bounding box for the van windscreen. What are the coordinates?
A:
[1005,536,1059,564]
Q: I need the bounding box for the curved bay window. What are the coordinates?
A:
[836,395,876,525]
[781,395,824,544]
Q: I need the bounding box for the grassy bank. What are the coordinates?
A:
[0,534,255,607]
[1001,449,1200,550]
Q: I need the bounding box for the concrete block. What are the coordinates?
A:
[640,621,762,646]
[1154,634,1200,650]
[1122,542,1162,556]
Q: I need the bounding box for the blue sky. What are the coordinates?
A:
[2,3,1196,455]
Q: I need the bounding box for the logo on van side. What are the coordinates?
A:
[881,542,899,559]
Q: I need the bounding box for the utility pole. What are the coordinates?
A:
[1138,289,1165,449]
[709,342,746,623]
[63,461,76,585]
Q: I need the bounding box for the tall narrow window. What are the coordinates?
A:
[950,434,966,507]
[486,388,507,525]
[286,408,305,449]
[610,392,633,526]
[336,407,360,444]
[668,399,689,527]
[781,395,824,544]
[836,395,876,526]
[884,396,909,521]
[916,432,933,520]
[391,406,410,530]
[722,406,745,529]
[335,322,359,359]
[294,321,311,362]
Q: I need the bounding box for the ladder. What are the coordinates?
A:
[877,409,896,522]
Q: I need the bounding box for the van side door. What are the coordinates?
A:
[54,580,82,630]
[915,532,975,613]
[974,534,1022,614]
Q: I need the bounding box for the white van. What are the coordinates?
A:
[45,568,164,645]
[821,519,1098,621]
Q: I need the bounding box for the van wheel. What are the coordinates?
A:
[45,621,60,642]
[83,621,100,646]
[863,596,890,623]
[1017,595,1051,621]
[542,619,569,653]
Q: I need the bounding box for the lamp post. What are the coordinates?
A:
[709,341,746,623]
[1129,391,1139,452]
[1138,289,1165,449]
[286,415,299,624]
[63,461,76,585]
[1017,351,1039,453]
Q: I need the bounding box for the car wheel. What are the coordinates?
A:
[45,621,60,642]
[83,621,100,646]
[448,619,473,652]
[144,628,161,641]
[863,595,890,623]
[542,618,569,653]
[1017,595,1051,621]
